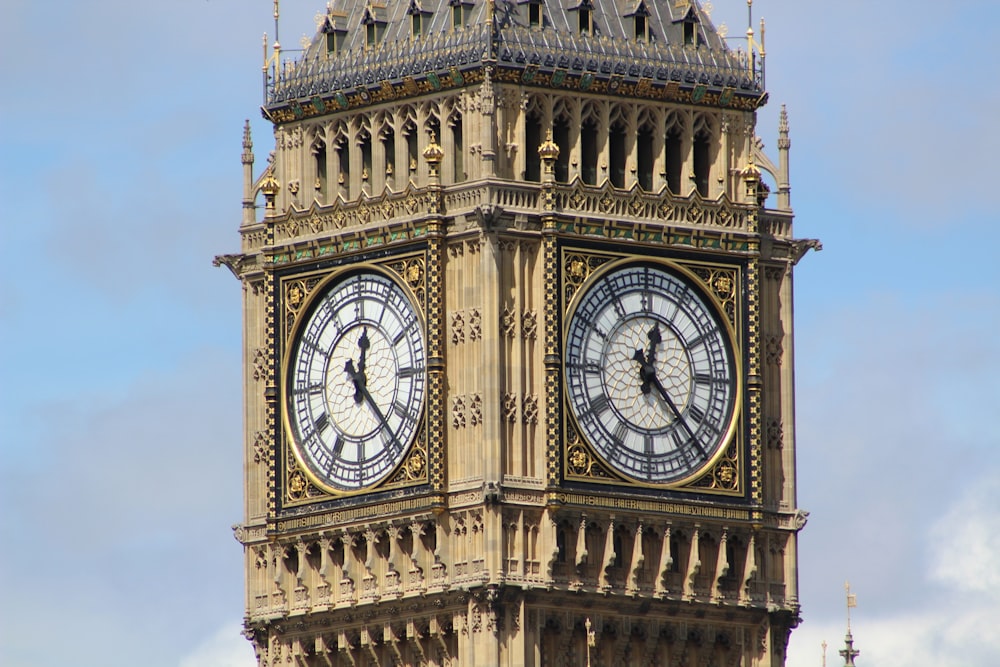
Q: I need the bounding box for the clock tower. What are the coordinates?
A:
[217,0,815,665]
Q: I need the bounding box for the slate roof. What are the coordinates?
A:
[265,0,762,117]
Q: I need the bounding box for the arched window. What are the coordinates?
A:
[524,110,542,182]
[609,119,627,188]
[693,114,713,197]
[312,136,327,200]
[378,117,395,188]
[553,117,571,182]
[358,125,372,191]
[334,128,349,198]
[580,105,599,185]
[665,112,684,195]
[401,113,419,179]
[636,120,654,191]
[448,107,464,182]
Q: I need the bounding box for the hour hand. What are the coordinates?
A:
[645,324,661,364]
[357,327,370,374]
[632,348,654,394]
[344,359,364,404]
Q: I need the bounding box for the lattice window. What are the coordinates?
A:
[580,102,600,185]
[693,112,715,197]
[665,110,685,195]
[636,109,656,191]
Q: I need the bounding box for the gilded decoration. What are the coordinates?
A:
[559,248,745,496]
[283,425,429,505]
[561,252,615,307]
[564,427,614,480]
[689,266,739,328]
[276,252,431,507]
[542,229,561,490]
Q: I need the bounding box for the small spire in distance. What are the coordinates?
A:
[839,582,860,666]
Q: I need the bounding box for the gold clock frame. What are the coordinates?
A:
[277,254,430,503]
[560,249,746,495]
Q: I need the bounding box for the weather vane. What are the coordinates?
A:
[845,580,857,630]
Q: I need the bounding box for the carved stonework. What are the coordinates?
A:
[766,419,784,450]
[501,305,517,339]
[451,311,465,345]
[469,394,483,427]
[522,394,539,426]
[452,396,467,429]
[252,430,268,464]
[468,309,482,341]
[252,347,268,382]
[521,310,537,340]
[765,332,784,365]
[503,392,518,423]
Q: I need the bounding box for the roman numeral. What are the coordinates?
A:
[315,412,329,433]
[612,421,629,446]
[294,383,324,396]
[689,405,706,424]
[589,394,610,416]
[686,333,708,349]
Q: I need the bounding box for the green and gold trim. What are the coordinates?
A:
[559,248,748,497]
[276,254,433,507]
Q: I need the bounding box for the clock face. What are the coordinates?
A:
[285,269,425,493]
[564,262,738,485]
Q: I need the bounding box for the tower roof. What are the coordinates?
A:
[264,0,763,122]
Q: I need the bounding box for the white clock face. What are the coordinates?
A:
[565,262,738,484]
[285,270,425,492]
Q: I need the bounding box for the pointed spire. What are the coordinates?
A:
[839,630,860,667]
[839,582,860,666]
[778,105,790,149]
[242,119,254,164]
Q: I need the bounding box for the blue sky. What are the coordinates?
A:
[1,1,998,666]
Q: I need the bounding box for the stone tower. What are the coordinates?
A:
[216,0,815,664]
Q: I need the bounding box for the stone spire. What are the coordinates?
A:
[839,582,860,666]
[839,630,860,667]
[241,120,256,226]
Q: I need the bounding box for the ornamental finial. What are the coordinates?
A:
[537,129,560,162]
[422,132,444,165]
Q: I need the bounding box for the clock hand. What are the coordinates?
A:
[631,327,705,459]
[647,374,706,459]
[645,324,661,365]
[344,358,365,404]
[632,324,662,395]
[351,376,405,455]
[357,327,370,375]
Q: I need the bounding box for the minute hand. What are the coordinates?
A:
[346,364,405,453]
[648,375,706,458]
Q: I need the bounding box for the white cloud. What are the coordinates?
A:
[180,622,257,667]
[929,474,1000,595]
[788,473,1000,667]
[789,601,1000,667]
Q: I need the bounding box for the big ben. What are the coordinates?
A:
[216,0,815,664]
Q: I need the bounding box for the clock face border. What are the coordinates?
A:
[561,252,745,492]
[278,260,429,499]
